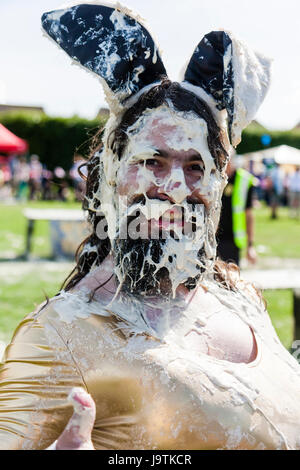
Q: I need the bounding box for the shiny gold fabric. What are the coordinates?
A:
[0,296,300,450]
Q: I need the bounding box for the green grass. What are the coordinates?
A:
[253,205,300,259]
[263,289,293,349]
[0,200,80,259]
[0,267,70,343]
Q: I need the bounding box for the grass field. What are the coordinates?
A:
[0,201,298,350]
[253,205,300,259]
[0,263,70,343]
[0,200,80,259]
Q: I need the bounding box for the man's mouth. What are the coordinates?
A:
[154,207,185,229]
[123,196,202,239]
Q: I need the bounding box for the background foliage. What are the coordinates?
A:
[0,112,106,170]
[236,123,300,154]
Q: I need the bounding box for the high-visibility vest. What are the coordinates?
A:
[232,168,254,249]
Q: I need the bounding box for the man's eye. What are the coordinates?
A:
[145,158,160,167]
[188,163,204,172]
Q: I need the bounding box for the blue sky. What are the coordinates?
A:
[0,0,299,130]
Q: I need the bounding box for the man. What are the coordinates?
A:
[269,162,283,219]
[29,154,43,200]
[217,156,256,266]
[1,3,300,450]
[288,166,300,218]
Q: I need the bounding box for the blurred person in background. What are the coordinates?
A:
[8,155,19,194]
[288,166,300,218]
[0,161,11,185]
[54,166,68,201]
[260,169,273,206]
[0,161,12,201]
[269,162,283,219]
[41,166,54,200]
[14,156,30,200]
[217,155,256,266]
[29,155,43,200]
[282,171,290,207]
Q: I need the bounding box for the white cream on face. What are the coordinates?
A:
[116,106,226,217]
[91,105,227,295]
[121,106,216,187]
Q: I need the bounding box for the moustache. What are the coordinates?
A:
[120,194,204,240]
[126,194,203,221]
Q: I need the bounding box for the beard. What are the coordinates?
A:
[113,210,214,298]
[114,236,170,297]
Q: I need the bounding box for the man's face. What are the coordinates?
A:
[100,105,227,296]
[116,106,225,235]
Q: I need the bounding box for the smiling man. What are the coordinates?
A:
[1,2,300,451]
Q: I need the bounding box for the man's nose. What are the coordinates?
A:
[159,167,190,204]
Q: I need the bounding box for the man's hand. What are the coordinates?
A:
[47,387,96,450]
[247,245,257,265]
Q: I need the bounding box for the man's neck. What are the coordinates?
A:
[74,254,194,304]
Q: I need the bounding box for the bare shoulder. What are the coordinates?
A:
[186,280,263,364]
[2,297,69,363]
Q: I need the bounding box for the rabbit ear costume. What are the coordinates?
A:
[41,2,271,145]
[41,3,167,113]
[181,31,272,146]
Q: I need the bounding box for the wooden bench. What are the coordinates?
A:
[23,208,86,259]
[242,269,300,342]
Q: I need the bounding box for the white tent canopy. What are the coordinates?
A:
[243,145,300,165]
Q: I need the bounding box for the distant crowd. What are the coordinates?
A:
[0,154,87,203]
[252,162,300,219]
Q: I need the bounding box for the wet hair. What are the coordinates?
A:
[63,79,230,292]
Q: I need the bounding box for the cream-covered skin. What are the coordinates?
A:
[92,105,227,295]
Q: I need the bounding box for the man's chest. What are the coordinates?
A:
[141,290,258,365]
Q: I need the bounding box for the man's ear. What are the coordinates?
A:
[42,3,167,110]
[182,31,272,147]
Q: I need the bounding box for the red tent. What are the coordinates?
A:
[0,123,28,154]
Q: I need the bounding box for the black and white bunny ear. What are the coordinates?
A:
[41,3,166,110]
[182,31,272,147]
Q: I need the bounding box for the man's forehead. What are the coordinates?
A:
[124,105,211,155]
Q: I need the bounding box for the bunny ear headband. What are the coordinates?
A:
[42,2,272,146]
